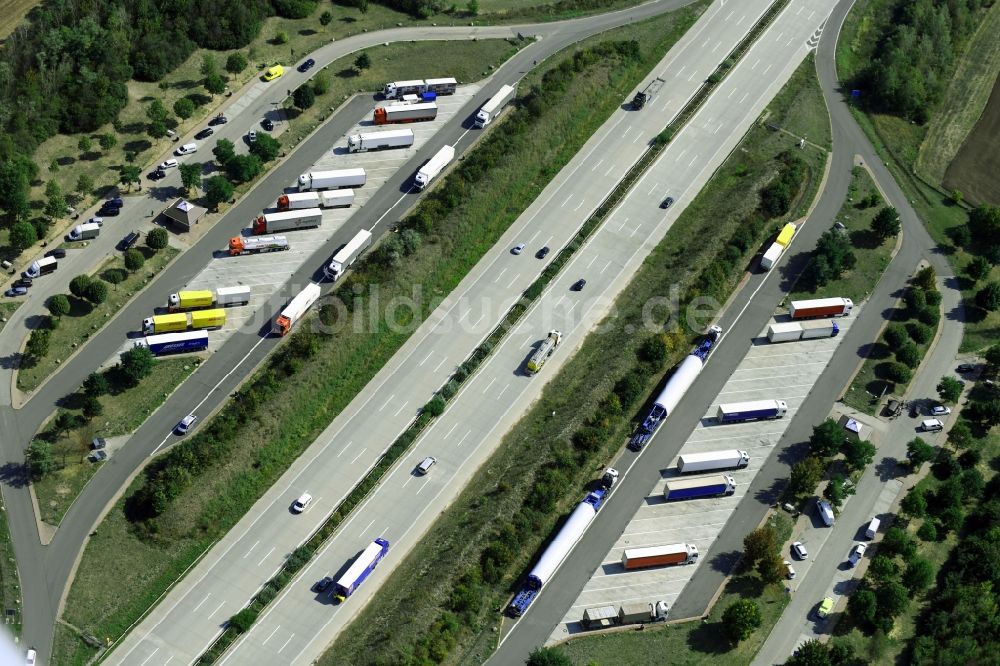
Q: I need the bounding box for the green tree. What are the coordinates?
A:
[104,269,126,290]
[275,30,289,44]
[907,322,933,344]
[358,0,368,13]
[319,10,333,25]
[637,335,668,369]
[965,256,991,282]
[249,133,281,162]
[877,581,909,617]
[174,97,195,119]
[786,640,831,666]
[76,173,94,194]
[85,280,108,304]
[757,551,787,584]
[907,437,936,470]
[743,525,777,565]
[722,599,762,642]
[847,587,877,627]
[882,526,916,560]
[986,344,1000,375]
[788,455,824,496]
[226,52,248,74]
[46,294,70,318]
[293,85,316,110]
[148,120,168,139]
[119,346,155,387]
[205,73,227,95]
[25,328,51,359]
[78,135,92,153]
[843,439,876,472]
[99,133,116,151]
[82,394,103,419]
[824,474,846,508]
[213,138,236,166]
[871,206,900,239]
[883,323,908,348]
[354,52,371,71]
[146,98,169,123]
[147,228,169,250]
[0,158,33,220]
[914,266,936,292]
[937,376,963,403]
[200,53,217,78]
[900,488,927,518]
[809,419,843,458]
[120,165,142,191]
[976,282,1000,311]
[526,647,571,666]
[951,189,964,206]
[69,275,92,299]
[903,556,934,593]
[313,71,331,95]
[26,441,55,480]
[179,163,202,192]
[226,154,263,183]
[467,0,479,14]
[896,343,921,368]
[205,175,235,210]
[868,555,899,583]
[948,419,973,449]
[83,371,110,397]
[51,412,77,438]
[882,361,912,384]
[9,220,38,252]
[124,249,145,272]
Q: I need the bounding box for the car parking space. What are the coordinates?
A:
[549,311,858,640]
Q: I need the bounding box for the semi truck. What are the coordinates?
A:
[716,399,788,423]
[663,475,736,501]
[789,297,853,319]
[273,282,321,336]
[767,320,840,342]
[297,168,367,191]
[508,489,606,617]
[325,229,372,281]
[677,449,750,474]
[414,145,455,190]
[168,286,251,311]
[333,537,390,601]
[629,326,722,451]
[475,84,516,128]
[581,601,669,629]
[382,77,456,98]
[24,256,58,278]
[526,330,562,375]
[136,330,209,355]
[581,605,619,629]
[347,129,415,153]
[252,209,322,235]
[228,235,290,256]
[278,190,355,210]
[621,543,698,569]
[631,77,665,110]
[373,102,438,125]
[760,242,783,270]
[68,223,101,241]
[143,309,226,335]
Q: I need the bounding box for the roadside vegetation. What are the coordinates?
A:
[843,266,942,414]
[30,356,198,527]
[54,7,712,663]
[0,507,21,638]
[836,0,1000,352]
[16,230,177,393]
[323,52,829,664]
[789,166,895,304]
[827,352,1000,663]
[0,301,20,332]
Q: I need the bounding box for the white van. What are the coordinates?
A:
[175,142,198,156]
[865,517,881,540]
[920,418,944,432]
[816,499,835,527]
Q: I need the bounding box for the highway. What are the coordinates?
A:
[106,2,783,664]
[0,1,721,661]
[486,0,967,662]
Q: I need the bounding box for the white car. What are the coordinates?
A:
[159,158,179,170]
[87,216,104,226]
[292,492,313,513]
[248,130,258,143]
[848,543,867,567]
[174,413,198,435]
[930,405,951,416]
[175,142,198,156]
[26,648,37,665]
[511,243,526,255]
[784,560,796,579]
[792,541,808,560]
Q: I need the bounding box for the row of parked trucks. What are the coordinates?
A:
[582,600,670,629]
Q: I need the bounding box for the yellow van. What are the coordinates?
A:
[263,65,284,81]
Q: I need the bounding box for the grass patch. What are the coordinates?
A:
[0,507,22,638]
[322,53,828,665]
[558,573,788,665]
[52,622,98,666]
[56,7,711,660]
[0,301,21,333]
[16,245,179,393]
[32,358,199,527]
[0,0,39,41]
[789,165,894,304]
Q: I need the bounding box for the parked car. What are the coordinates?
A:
[511,243,526,255]
[105,197,124,208]
[571,279,587,291]
[91,438,107,450]
[791,541,808,560]
[209,114,228,126]
[25,648,37,666]
[98,206,120,217]
[175,142,198,156]
[298,58,316,72]
[263,64,284,81]
[535,246,550,259]
[314,576,334,593]
[930,405,952,416]
[262,117,274,131]
[87,216,104,226]
[660,196,675,209]
[89,450,107,463]
[848,543,867,567]
[159,158,179,170]
[247,130,258,143]
[956,363,976,373]
[13,278,32,289]
[174,413,198,435]
[4,287,28,297]
[784,560,796,579]
[817,597,834,619]
[45,248,66,258]
[149,169,167,181]
[195,127,215,140]
[921,418,944,432]
[292,492,313,513]
[119,231,141,252]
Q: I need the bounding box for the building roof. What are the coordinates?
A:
[162,198,207,230]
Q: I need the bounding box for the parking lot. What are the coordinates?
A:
[547,310,858,641]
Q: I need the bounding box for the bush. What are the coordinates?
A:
[229,608,259,634]
[614,373,645,407]
[249,133,281,162]
[917,521,937,541]
[82,394,104,419]
[975,282,1000,311]
[173,97,195,119]
[721,599,762,642]
[69,275,92,298]
[916,305,939,327]
[119,345,155,387]
[424,395,446,416]
[882,361,912,384]
[881,527,916,560]
[85,280,108,304]
[9,220,38,252]
[147,227,169,250]
[83,372,110,397]
[896,343,921,368]
[901,488,927,518]
[883,323,908,348]
[47,294,70,317]
[293,85,316,110]
[907,321,933,344]
[124,248,145,271]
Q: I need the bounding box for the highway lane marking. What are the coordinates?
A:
[482,377,497,394]
[497,383,510,400]
[604,164,616,176]
[210,601,225,619]
[506,274,520,289]
[617,217,628,231]
[601,260,611,274]
[714,124,721,134]
[586,255,597,269]
[752,58,759,70]
[257,547,275,567]
[562,195,573,208]
[163,657,173,666]
[369,191,409,231]
[630,226,640,238]
[648,183,659,195]
[725,9,734,19]
[261,626,281,646]
[688,155,699,168]
[675,148,687,162]
[733,360,828,370]
[138,648,158,666]
[444,423,459,439]
[622,126,631,137]
[523,334,535,347]
[763,63,773,76]
[591,158,604,172]
[378,394,395,412]
[360,518,376,536]
[456,429,472,447]
[728,87,735,98]
[687,71,696,82]
[574,200,584,211]
[433,356,447,372]
[192,594,211,613]
[776,31,783,41]
[350,448,368,464]
[243,541,260,558]
[419,351,434,366]
[392,401,409,417]
[416,480,430,495]
[277,634,295,654]
[712,41,722,53]
[633,133,642,144]
[337,441,353,457]
[493,266,509,283]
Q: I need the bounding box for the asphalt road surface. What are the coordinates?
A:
[485,0,965,662]
[2,1,715,661]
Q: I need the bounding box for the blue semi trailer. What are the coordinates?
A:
[663,475,736,501]
[136,330,209,355]
[334,537,390,601]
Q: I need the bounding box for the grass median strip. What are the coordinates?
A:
[56,10,709,664]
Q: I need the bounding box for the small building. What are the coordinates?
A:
[838,414,870,442]
[162,198,207,231]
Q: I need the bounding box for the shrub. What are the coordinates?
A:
[293,85,316,110]
[882,361,912,384]
[47,294,70,317]
[69,275,92,298]
[225,52,248,74]
[721,599,762,642]
[917,521,938,542]
[916,305,939,327]
[83,372,110,397]
[124,248,145,271]
[85,280,108,304]
[900,488,927,518]
[119,346,155,387]
[896,343,921,368]
[147,227,169,250]
[883,323,908,348]
[424,395,446,417]
[907,322,933,344]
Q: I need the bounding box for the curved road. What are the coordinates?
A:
[0,1,706,661]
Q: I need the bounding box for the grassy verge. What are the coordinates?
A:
[0,301,21,332]
[323,54,829,665]
[16,245,179,393]
[789,165,893,304]
[56,7,711,663]
[836,0,1000,352]
[0,507,21,638]
[32,358,199,527]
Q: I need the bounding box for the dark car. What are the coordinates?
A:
[314,576,334,593]
[195,127,215,140]
[105,197,124,208]
[98,205,120,216]
[660,196,675,209]
[44,248,67,259]
[4,287,27,297]
[210,113,228,126]
[262,117,274,131]
[298,58,316,72]
[89,450,107,463]
[14,278,32,288]
[149,169,166,181]
[536,246,550,259]
[957,363,976,373]
[119,231,141,252]
[90,438,107,450]
[571,279,587,291]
